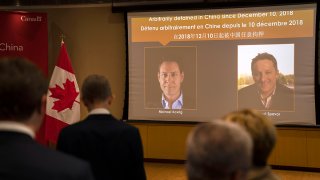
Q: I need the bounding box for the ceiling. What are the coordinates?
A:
[0,0,315,10]
[0,0,111,6]
[0,0,255,7]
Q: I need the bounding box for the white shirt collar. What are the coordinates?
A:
[0,121,35,138]
[88,108,111,115]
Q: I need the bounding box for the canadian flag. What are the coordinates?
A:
[44,41,80,143]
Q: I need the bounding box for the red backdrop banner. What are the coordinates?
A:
[0,11,48,144]
[0,11,48,75]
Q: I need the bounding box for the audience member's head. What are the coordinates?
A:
[223,109,277,167]
[0,57,47,130]
[81,74,113,110]
[186,120,252,180]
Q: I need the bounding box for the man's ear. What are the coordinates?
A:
[27,95,47,132]
[180,72,184,83]
[81,96,88,107]
[40,95,47,116]
[107,95,115,106]
[158,72,161,81]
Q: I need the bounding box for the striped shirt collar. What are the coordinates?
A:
[259,86,276,109]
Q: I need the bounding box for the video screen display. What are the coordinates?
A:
[127,3,317,125]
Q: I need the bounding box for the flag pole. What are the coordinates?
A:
[60,34,65,45]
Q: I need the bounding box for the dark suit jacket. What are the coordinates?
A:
[238,83,294,111]
[0,131,94,180]
[57,114,146,180]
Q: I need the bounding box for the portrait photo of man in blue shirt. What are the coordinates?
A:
[143,46,197,111]
[158,60,184,109]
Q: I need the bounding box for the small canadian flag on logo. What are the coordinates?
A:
[44,41,80,143]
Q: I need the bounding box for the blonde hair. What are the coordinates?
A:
[223,109,276,166]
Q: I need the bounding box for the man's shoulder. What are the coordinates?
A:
[146,99,163,109]
[238,84,256,94]
[276,83,294,94]
[48,154,93,179]
[59,119,86,133]
[183,94,196,109]
[118,121,139,133]
[31,143,93,177]
[64,114,116,127]
[3,141,93,180]
[61,115,136,132]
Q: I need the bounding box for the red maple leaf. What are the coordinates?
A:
[49,79,79,112]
